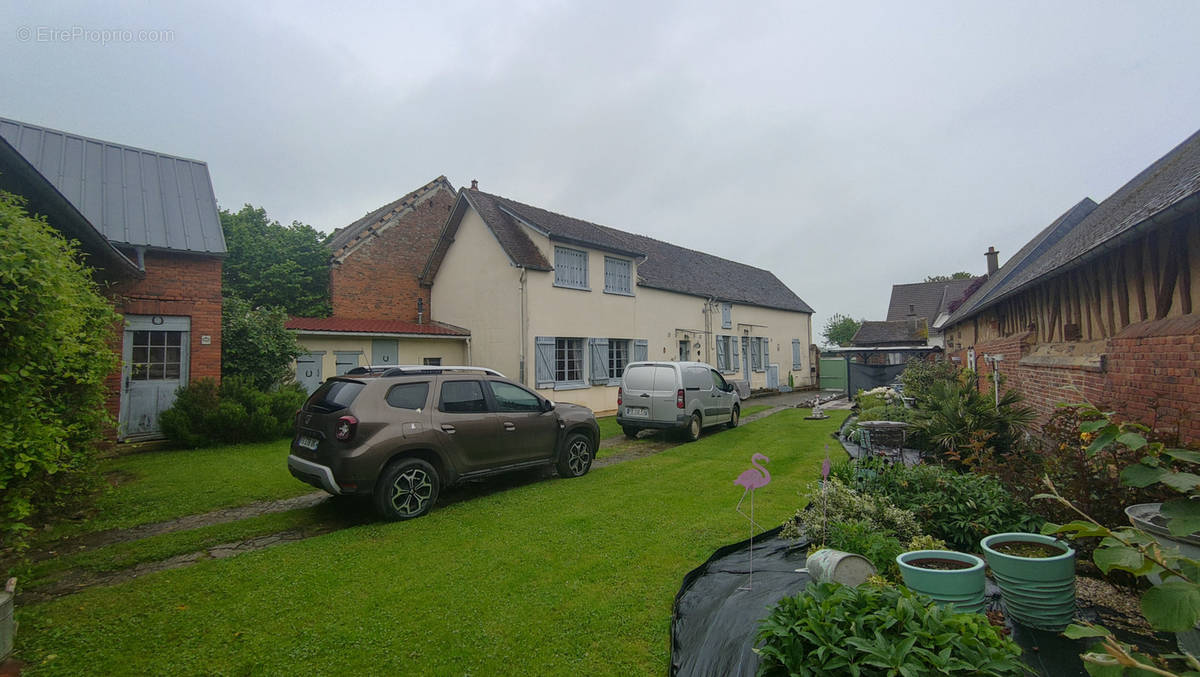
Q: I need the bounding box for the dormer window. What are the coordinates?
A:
[604,257,632,295]
[554,246,589,290]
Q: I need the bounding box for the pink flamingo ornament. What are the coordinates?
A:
[734,453,771,590]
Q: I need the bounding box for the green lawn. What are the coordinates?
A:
[16,410,846,675]
[46,440,311,539]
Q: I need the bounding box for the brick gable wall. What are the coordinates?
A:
[330,187,455,322]
[102,251,223,434]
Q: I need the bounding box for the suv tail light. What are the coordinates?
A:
[335,415,358,441]
[676,388,685,409]
[617,386,623,406]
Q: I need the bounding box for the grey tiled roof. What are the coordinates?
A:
[886,278,979,326]
[0,117,225,254]
[950,128,1200,321]
[433,189,813,313]
[327,176,455,256]
[946,198,1097,324]
[851,320,926,346]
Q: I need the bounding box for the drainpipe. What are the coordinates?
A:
[519,267,528,384]
[703,297,714,364]
[134,246,146,271]
[465,336,472,366]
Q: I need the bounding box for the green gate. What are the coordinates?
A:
[819,357,847,392]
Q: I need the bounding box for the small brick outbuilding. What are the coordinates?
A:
[0,117,225,440]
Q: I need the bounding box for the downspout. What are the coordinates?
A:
[465,336,472,366]
[703,297,714,364]
[519,267,528,385]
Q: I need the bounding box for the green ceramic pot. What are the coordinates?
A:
[896,550,986,614]
[981,533,1075,631]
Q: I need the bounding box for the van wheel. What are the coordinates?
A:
[622,426,640,439]
[374,458,439,520]
[727,405,740,429]
[683,413,702,442]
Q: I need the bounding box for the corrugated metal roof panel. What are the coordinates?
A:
[0,117,226,255]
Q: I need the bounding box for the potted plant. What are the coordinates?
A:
[980,532,1075,631]
[896,550,986,614]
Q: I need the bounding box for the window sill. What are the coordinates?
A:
[552,283,591,292]
[603,289,635,297]
[553,381,591,391]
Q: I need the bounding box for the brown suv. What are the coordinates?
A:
[287,366,599,520]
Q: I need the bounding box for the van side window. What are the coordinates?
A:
[711,370,729,391]
[683,367,709,390]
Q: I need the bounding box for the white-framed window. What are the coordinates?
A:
[721,303,732,329]
[554,246,589,290]
[588,338,642,385]
[608,339,630,378]
[604,257,632,295]
[555,337,584,383]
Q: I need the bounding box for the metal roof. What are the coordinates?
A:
[0,117,226,255]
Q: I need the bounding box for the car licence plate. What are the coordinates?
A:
[625,407,648,418]
[298,436,319,450]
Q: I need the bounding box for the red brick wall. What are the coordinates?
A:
[949,314,1199,445]
[102,251,223,433]
[330,188,455,322]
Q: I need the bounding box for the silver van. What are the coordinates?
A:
[616,361,740,441]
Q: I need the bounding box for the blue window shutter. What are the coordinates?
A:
[792,339,802,369]
[763,338,770,368]
[722,303,731,329]
[633,339,648,362]
[716,336,727,371]
[589,338,609,385]
[535,337,555,388]
[731,336,739,369]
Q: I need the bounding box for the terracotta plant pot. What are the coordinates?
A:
[896,550,986,614]
[981,533,1075,631]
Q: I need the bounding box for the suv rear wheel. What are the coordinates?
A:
[556,432,593,478]
[375,458,440,520]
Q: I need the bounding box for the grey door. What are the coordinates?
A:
[767,364,779,389]
[296,353,323,394]
[120,315,189,439]
[372,339,398,366]
[334,351,361,376]
[678,340,689,361]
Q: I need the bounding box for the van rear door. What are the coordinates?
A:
[648,364,681,423]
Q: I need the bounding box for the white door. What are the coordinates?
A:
[120,315,190,440]
[296,353,323,394]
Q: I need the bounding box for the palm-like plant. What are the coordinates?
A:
[913,374,1035,465]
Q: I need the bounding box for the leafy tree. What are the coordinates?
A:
[924,272,974,282]
[0,193,120,548]
[220,205,331,317]
[221,294,305,390]
[822,313,863,347]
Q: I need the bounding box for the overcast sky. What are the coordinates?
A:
[4,1,1199,338]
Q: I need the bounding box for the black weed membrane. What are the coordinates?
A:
[669,532,1172,677]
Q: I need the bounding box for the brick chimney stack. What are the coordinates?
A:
[470,179,478,190]
[985,246,999,276]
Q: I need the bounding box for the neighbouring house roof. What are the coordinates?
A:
[851,320,927,346]
[423,188,814,314]
[886,278,980,328]
[0,117,226,255]
[327,175,455,260]
[948,127,1200,323]
[0,132,142,280]
[285,316,470,337]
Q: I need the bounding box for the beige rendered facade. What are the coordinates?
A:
[431,203,814,414]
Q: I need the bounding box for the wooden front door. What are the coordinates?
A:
[120,315,190,440]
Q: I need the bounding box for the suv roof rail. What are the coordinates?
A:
[344,365,507,378]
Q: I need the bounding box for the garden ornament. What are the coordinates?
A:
[734,453,771,590]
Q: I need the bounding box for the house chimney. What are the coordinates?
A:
[985,246,999,276]
[470,179,478,190]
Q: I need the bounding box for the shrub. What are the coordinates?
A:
[755,582,1025,676]
[857,462,1042,551]
[816,520,906,580]
[221,294,304,390]
[855,386,899,411]
[857,405,912,423]
[911,374,1035,466]
[898,358,960,408]
[781,477,922,545]
[160,377,306,448]
[0,193,121,549]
